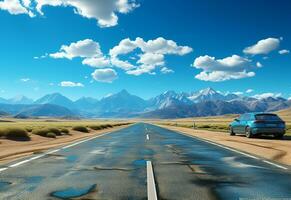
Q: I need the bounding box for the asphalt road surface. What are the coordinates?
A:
[0,123,291,200]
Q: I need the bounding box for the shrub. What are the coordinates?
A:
[199,125,211,129]
[25,127,33,132]
[89,125,102,130]
[60,128,70,134]
[3,128,30,140]
[72,126,89,133]
[47,128,62,136]
[32,128,49,137]
[46,132,56,138]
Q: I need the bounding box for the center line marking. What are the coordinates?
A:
[147,161,158,200]
[146,134,150,140]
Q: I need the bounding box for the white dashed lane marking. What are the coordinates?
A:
[147,161,158,200]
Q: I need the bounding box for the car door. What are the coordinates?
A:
[233,115,243,133]
[237,114,246,133]
[240,114,249,133]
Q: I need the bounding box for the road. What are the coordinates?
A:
[0,123,291,200]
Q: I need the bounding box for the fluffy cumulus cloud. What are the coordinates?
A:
[0,0,34,17]
[278,49,290,55]
[110,37,192,75]
[256,62,263,68]
[193,55,256,82]
[0,0,138,27]
[246,89,254,93]
[252,92,282,99]
[243,38,280,55]
[91,68,117,83]
[50,39,103,59]
[60,81,84,87]
[47,37,192,82]
[82,57,110,68]
[160,67,174,74]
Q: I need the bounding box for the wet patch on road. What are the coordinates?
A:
[51,184,97,199]
[132,159,147,167]
[140,148,154,156]
[66,155,78,163]
[25,176,44,192]
[0,181,12,190]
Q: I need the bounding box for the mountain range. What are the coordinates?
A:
[0,88,290,119]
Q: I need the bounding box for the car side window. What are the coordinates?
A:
[245,114,250,121]
[239,114,245,121]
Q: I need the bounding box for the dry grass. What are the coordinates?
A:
[151,110,291,136]
[0,127,30,140]
[0,118,132,139]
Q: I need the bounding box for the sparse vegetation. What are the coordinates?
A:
[0,128,30,140]
[72,126,89,133]
[60,128,70,134]
[46,132,56,138]
[0,119,132,140]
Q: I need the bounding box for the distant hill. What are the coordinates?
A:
[15,104,76,118]
[34,93,76,109]
[0,88,290,119]
[95,90,147,117]
[276,107,291,123]
[8,95,33,104]
[0,110,9,116]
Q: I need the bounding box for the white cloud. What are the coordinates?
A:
[233,91,243,95]
[109,38,137,57]
[0,0,138,27]
[243,38,280,55]
[34,53,48,59]
[246,89,254,93]
[195,70,255,82]
[20,78,30,82]
[279,49,290,55]
[48,37,192,81]
[110,57,135,70]
[110,37,192,75]
[82,56,110,68]
[126,65,156,76]
[256,62,263,68]
[91,68,117,83]
[137,53,164,66]
[0,0,33,16]
[135,37,193,55]
[60,81,84,87]
[253,92,282,99]
[50,39,102,59]
[161,67,174,74]
[194,55,252,72]
[193,55,256,82]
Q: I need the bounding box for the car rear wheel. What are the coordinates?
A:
[229,126,235,136]
[245,127,253,138]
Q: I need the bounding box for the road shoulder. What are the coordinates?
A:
[156,124,291,166]
[0,125,130,165]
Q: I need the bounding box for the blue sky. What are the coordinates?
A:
[0,0,290,100]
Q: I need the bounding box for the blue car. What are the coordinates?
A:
[229,113,286,138]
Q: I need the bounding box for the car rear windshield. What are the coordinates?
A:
[255,114,281,121]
